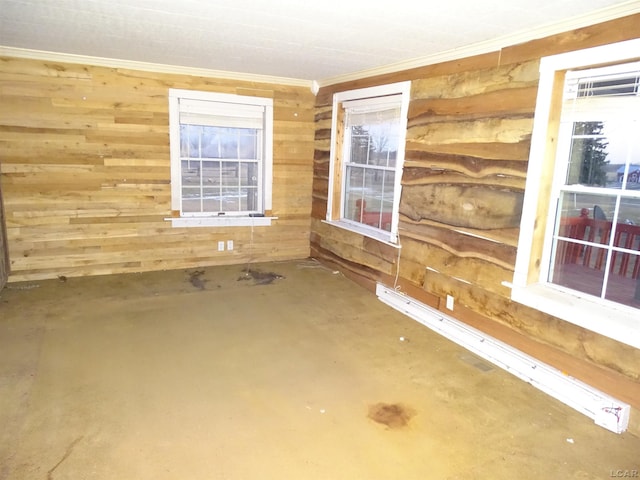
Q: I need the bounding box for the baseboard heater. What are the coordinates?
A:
[376,283,630,434]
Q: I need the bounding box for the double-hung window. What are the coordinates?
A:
[168,89,274,227]
[549,62,640,308]
[512,39,640,349]
[326,82,411,245]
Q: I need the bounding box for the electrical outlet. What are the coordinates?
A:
[217,241,225,251]
[227,240,233,251]
[446,295,454,310]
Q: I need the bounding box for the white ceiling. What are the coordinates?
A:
[1,0,639,84]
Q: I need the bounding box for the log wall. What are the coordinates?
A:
[311,14,640,417]
[0,58,315,281]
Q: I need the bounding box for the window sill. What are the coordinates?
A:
[166,216,276,228]
[509,282,640,350]
[322,219,400,248]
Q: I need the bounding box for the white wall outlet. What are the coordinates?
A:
[217,241,225,251]
[227,240,233,251]
[446,295,454,310]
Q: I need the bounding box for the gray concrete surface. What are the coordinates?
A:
[1,260,638,479]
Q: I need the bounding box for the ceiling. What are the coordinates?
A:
[1,0,639,85]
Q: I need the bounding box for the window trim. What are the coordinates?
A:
[511,38,640,350]
[326,81,411,245]
[167,89,274,227]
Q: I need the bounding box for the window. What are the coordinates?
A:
[326,82,411,245]
[512,39,640,349]
[549,63,640,308]
[168,89,274,227]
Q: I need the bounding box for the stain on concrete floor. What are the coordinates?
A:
[368,403,415,429]
[187,269,207,290]
[237,267,285,285]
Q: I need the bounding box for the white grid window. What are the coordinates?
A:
[548,63,640,310]
[512,39,640,349]
[168,89,273,226]
[327,82,410,245]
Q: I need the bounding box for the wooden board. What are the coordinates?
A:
[399,184,524,229]
[0,56,316,281]
[0,175,8,289]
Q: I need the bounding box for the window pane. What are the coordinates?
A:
[362,168,384,210]
[387,149,397,169]
[218,161,239,188]
[370,126,399,168]
[349,123,400,168]
[350,127,370,164]
[616,197,640,236]
[180,125,191,157]
[370,144,388,166]
[182,197,201,213]
[183,126,253,160]
[604,252,640,308]
[199,126,218,158]
[607,196,640,308]
[219,129,238,159]
[551,192,617,297]
[614,121,640,191]
[221,187,240,211]
[202,188,220,212]
[187,124,204,158]
[381,170,395,226]
[239,130,258,159]
[344,165,365,222]
[182,185,201,199]
[240,162,258,187]
[566,122,609,186]
[552,192,640,308]
[181,159,197,184]
[550,240,606,298]
[245,187,258,211]
[556,191,616,227]
[343,163,396,230]
[200,160,219,186]
[179,126,262,214]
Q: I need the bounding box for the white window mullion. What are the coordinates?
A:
[600,195,624,299]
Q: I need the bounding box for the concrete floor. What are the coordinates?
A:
[0,259,638,480]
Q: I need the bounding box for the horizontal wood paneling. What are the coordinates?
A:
[311,15,640,407]
[0,179,7,289]
[0,57,316,281]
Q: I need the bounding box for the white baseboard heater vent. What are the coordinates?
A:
[376,283,630,434]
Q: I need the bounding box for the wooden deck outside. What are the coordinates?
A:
[554,213,640,307]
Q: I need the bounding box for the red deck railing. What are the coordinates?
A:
[557,211,640,280]
[354,199,392,231]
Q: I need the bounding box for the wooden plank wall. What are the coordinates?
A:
[311,15,640,411]
[0,178,8,289]
[0,58,316,281]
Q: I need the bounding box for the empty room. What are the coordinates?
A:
[1,1,640,478]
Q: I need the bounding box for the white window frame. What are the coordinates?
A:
[511,39,640,350]
[325,82,411,246]
[167,89,274,227]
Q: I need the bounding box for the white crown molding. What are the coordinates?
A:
[0,46,313,89]
[1,2,638,91]
[317,1,640,87]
